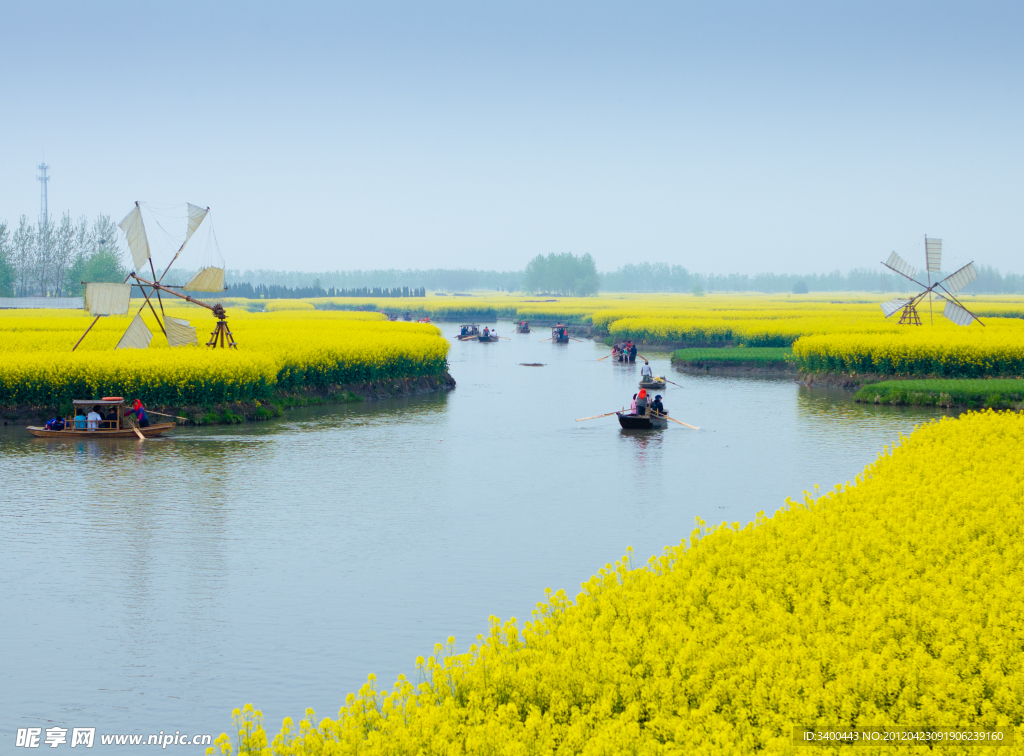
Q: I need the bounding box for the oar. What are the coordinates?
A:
[651,410,699,430]
[130,423,145,441]
[538,337,553,342]
[575,410,622,422]
[597,354,612,361]
[664,379,684,388]
[147,410,188,421]
[569,337,586,343]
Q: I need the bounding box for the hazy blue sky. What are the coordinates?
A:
[1,1,1021,273]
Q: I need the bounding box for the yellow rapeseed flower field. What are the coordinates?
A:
[0,307,450,406]
[211,410,1024,755]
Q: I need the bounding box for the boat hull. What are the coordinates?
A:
[616,412,667,430]
[639,380,666,390]
[477,335,498,342]
[27,422,176,439]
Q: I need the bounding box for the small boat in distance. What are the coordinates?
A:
[27,398,175,439]
[616,411,668,430]
[478,328,499,342]
[516,321,530,333]
[552,324,570,342]
[457,324,480,341]
[639,377,667,390]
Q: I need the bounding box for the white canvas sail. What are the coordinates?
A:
[940,262,977,294]
[185,204,208,243]
[182,266,225,292]
[118,204,151,271]
[84,283,132,315]
[925,237,942,274]
[116,313,153,349]
[880,298,911,318]
[943,300,976,326]
[165,316,198,347]
[885,251,917,280]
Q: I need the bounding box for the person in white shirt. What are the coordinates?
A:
[86,406,102,430]
[640,361,653,380]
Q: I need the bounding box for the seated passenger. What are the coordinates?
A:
[636,388,648,415]
[650,395,665,416]
[105,408,119,429]
[45,417,65,431]
[86,406,102,431]
[74,411,87,430]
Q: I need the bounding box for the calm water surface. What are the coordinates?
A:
[1,323,951,751]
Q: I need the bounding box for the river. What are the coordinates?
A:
[1,323,950,751]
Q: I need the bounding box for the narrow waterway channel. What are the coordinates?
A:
[1,323,952,750]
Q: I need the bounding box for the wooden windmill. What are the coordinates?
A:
[74,202,237,351]
[880,237,984,327]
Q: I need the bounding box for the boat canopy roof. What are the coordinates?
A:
[460,324,479,327]
[72,399,125,406]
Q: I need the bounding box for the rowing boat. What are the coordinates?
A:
[639,377,667,390]
[28,423,176,439]
[616,411,667,430]
[27,398,175,439]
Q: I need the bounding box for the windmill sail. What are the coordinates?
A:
[84,283,132,315]
[885,251,917,280]
[940,262,977,294]
[943,299,976,326]
[185,204,208,244]
[165,316,199,347]
[118,204,151,271]
[116,313,153,349]
[182,266,225,292]
[880,298,911,318]
[925,237,942,274]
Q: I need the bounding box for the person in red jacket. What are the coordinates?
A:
[124,399,150,428]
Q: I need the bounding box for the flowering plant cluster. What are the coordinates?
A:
[212,410,1024,754]
[0,308,449,406]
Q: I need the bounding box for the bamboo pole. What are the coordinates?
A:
[72,316,101,352]
[146,410,188,421]
[650,410,699,430]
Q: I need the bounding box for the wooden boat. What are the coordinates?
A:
[477,332,499,342]
[27,398,175,439]
[457,324,480,340]
[552,324,570,342]
[639,377,667,390]
[516,321,530,333]
[616,411,667,430]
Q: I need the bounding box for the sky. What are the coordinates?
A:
[1,1,1021,274]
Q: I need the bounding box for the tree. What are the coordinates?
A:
[0,221,12,296]
[523,252,599,296]
[51,213,77,296]
[65,214,128,295]
[34,216,55,296]
[792,280,808,294]
[12,216,35,296]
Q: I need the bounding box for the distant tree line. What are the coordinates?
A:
[183,261,1024,296]
[0,214,126,297]
[599,263,1024,294]
[523,252,599,296]
[166,268,522,292]
[224,282,426,298]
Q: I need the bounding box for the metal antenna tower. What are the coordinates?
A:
[37,161,51,227]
